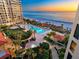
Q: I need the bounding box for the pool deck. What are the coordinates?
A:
[18,24,52,48]
[25,33,45,48]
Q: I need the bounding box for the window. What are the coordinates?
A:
[74,24,79,40]
[70,41,77,53]
[67,52,72,59]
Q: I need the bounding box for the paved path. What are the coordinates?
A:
[51,47,59,59]
[46,41,59,59]
[25,33,44,48]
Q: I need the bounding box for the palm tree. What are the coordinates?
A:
[26,48,33,59]
[64,34,70,46]
[32,51,37,59]
[32,30,36,39]
[51,32,56,36]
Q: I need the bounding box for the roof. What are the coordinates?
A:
[53,34,65,41]
[0,50,10,59]
[0,32,7,45]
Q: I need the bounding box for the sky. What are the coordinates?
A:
[21,0,79,11]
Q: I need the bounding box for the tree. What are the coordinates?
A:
[40,42,49,50]
[44,36,55,45]
[32,52,37,59]
[58,48,66,59]
[64,34,70,46]
[47,32,56,37]
[26,48,33,59]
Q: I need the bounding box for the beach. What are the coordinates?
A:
[23,11,75,29]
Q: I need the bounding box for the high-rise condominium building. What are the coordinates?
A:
[0,0,23,25]
[64,5,79,59]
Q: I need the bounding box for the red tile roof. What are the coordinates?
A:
[53,34,65,41]
[0,32,7,45]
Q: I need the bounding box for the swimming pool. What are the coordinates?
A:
[27,24,47,34]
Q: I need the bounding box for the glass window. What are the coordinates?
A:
[74,24,79,40]
[67,52,72,59]
[70,41,77,53]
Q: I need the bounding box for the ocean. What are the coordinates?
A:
[23,11,75,30]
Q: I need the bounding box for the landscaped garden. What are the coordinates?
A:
[14,42,52,59]
[43,31,70,59]
[58,48,66,59]
[0,24,53,59]
[3,28,32,49]
[0,20,70,59]
[4,29,32,40]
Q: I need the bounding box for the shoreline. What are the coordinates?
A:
[23,17,73,30]
[23,11,75,23]
[23,18,71,33]
[24,17,73,24]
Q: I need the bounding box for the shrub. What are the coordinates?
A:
[40,42,49,50]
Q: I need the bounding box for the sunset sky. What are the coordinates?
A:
[22,0,79,12]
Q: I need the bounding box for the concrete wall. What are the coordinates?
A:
[64,5,79,59]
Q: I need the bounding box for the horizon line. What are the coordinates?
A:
[23,11,77,12]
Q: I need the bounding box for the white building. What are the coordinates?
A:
[0,0,23,25]
[64,6,79,59]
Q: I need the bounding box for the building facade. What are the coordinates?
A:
[64,6,79,59]
[0,0,23,25]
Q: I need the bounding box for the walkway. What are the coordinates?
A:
[51,47,59,59]
[25,33,44,48]
[46,41,59,59]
